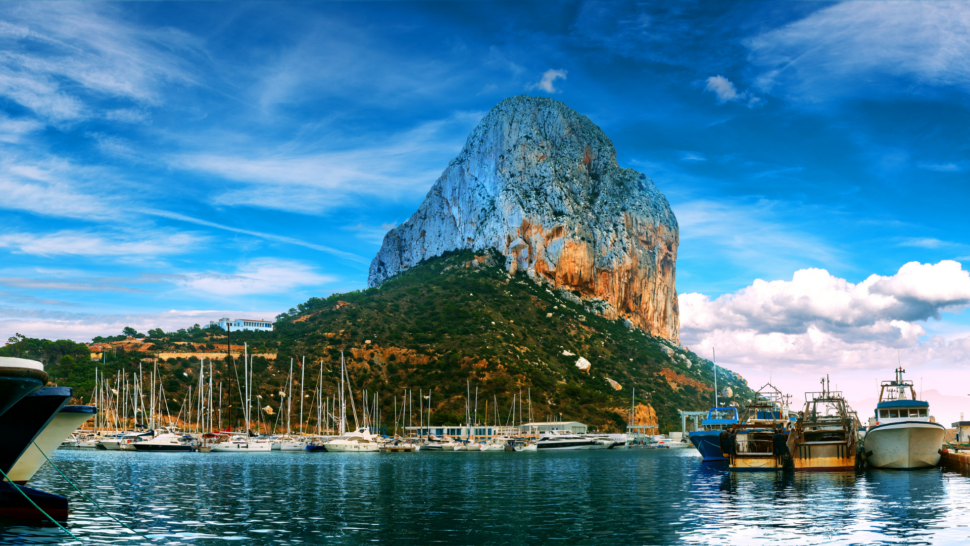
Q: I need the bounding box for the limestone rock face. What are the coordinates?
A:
[369,95,679,342]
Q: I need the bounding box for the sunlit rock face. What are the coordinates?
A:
[369,95,680,343]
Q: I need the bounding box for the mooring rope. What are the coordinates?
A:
[0,465,80,544]
[33,441,152,542]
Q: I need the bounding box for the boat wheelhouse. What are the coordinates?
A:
[688,407,739,462]
[863,367,944,469]
[724,383,795,471]
[788,377,859,471]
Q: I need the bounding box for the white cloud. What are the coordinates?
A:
[704,75,761,107]
[0,230,205,258]
[528,69,567,93]
[174,258,335,298]
[681,261,970,371]
[705,75,740,103]
[746,2,970,101]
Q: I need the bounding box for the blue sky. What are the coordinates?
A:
[2,1,970,409]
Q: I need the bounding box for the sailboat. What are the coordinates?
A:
[212,342,271,452]
[324,352,379,453]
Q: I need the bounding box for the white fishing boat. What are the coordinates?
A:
[864,367,945,469]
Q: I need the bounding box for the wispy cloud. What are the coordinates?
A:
[139,208,367,263]
[528,69,567,93]
[0,3,203,123]
[343,222,397,245]
[898,238,950,249]
[917,162,968,173]
[172,258,335,298]
[170,111,482,215]
[0,276,149,293]
[0,230,205,258]
[746,2,970,102]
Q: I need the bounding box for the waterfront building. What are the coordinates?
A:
[208,317,273,332]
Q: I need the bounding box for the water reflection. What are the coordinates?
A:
[1,450,969,544]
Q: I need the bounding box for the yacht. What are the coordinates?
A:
[272,435,309,451]
[420,436,458,451]
[864,367,945,469]
[0,358,70,520]
[8,405,95,484]
[132,428,193,452]
[324,427,380,452]
[688,407,739,462]
[211,434,272,452]
[535,431,607,450]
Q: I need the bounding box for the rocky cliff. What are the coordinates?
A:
[369,95,680,343]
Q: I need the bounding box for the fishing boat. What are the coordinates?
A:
[863,367,945,469]
[8,405,95,484]
[788,377,859,471]
[688,407,740,462]
[723,383,795,471]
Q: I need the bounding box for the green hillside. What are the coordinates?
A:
[2,250,756,434]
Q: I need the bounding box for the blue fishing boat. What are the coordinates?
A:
[688,407,739,462]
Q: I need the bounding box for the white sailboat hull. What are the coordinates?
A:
[865,421,945,469]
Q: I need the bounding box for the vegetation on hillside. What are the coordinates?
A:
[1,250,757,433]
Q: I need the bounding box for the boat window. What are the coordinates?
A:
[919,409,927,417]
[880,410,889,418]
[888,410,898,418]
[907,409,919,418]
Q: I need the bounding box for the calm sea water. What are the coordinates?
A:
[3,448,970,545]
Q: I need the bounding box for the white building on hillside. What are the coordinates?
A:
[209,317,274,332]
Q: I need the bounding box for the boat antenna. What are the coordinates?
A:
[713,348,718,408]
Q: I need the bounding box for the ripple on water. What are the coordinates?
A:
[2,450,970,544]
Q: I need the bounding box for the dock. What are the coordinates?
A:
[942,449,970,472]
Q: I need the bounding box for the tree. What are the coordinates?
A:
[148,328,165,339]
[123,326,138,338]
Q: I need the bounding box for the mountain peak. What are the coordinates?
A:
[369,95,680,343]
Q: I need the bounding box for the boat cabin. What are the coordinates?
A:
[873,367,932,426]
[701,407,739,431]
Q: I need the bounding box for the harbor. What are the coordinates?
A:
[10,446,970,545]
